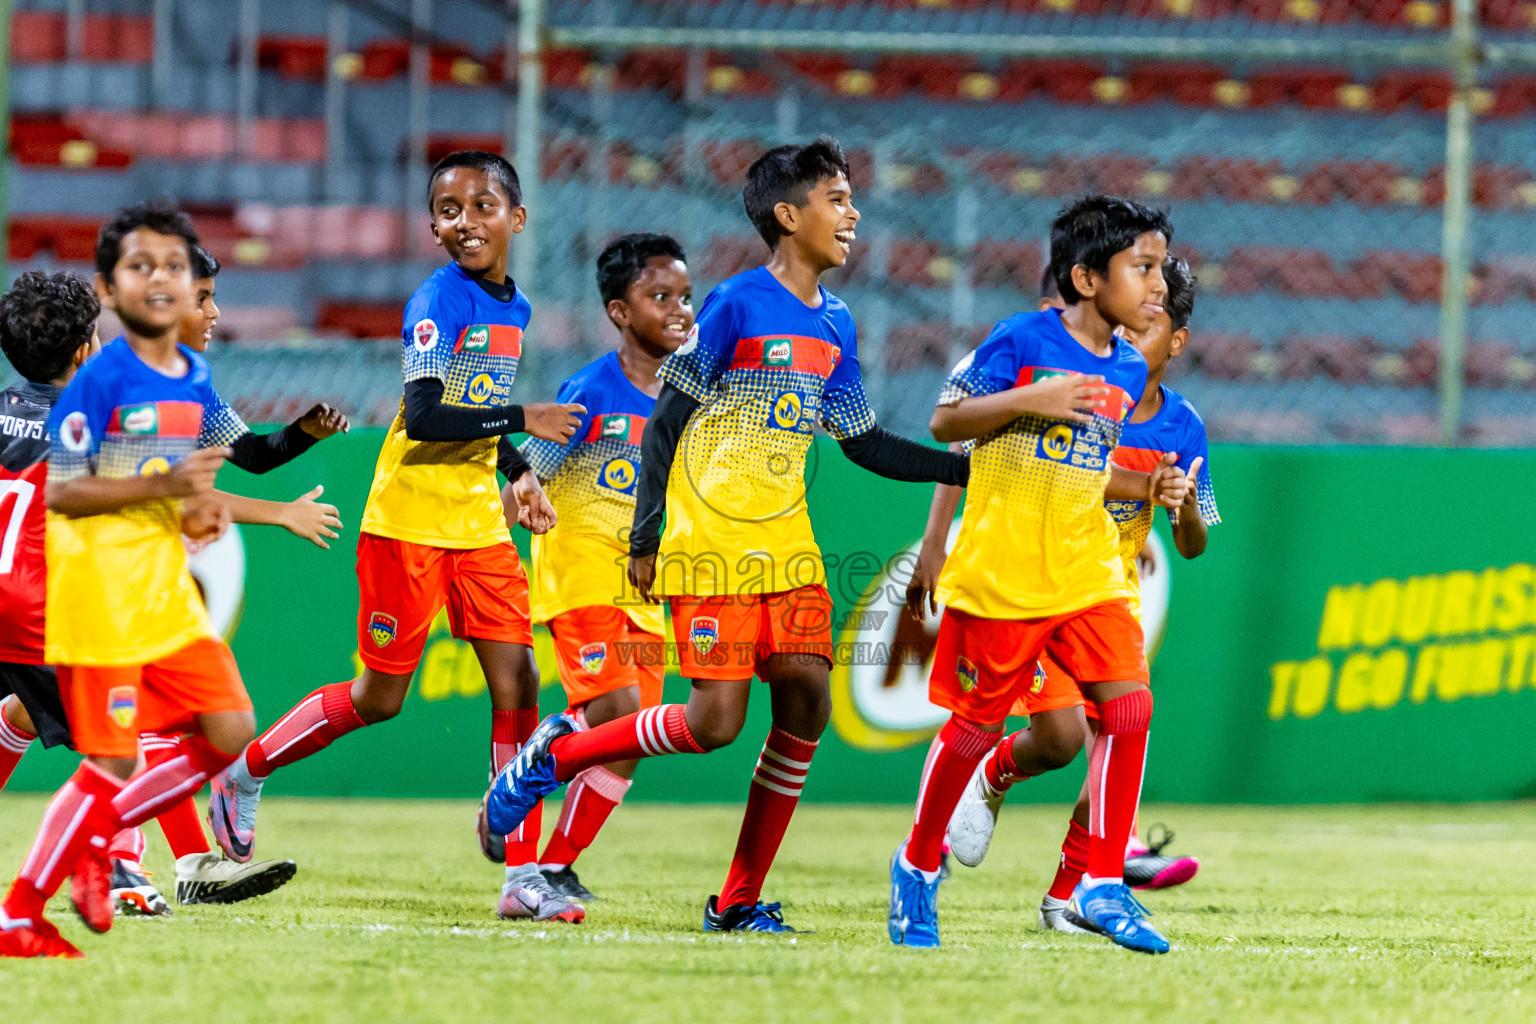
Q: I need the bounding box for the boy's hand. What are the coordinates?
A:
[510,472,557,534]
[1020,372,1109,424]
[524,403,587,444]
[298,403,350,439]
[181,492,231,547]
[1135,540,1157,578]
[280,485,343,549]
[1147,453,1201,509]
[904,539,948,621]
[628,554,659,605]
[164,447,229,497]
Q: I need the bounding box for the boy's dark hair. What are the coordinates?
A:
[0,271,100,383]
[743,136,851,247]
[95,199,200,279]
[1039,266,1061,304]
[1048,195,1173,305]
[191,245,221,281]
[1163,254,1196,332]
[597,233,687,306]
[428,150,521,210]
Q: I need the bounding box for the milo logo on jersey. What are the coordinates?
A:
[586,414,645,446]
[1020,367,1135,423]
[456,324,523,358]
[763,338,794,367]
[107,401,203,438]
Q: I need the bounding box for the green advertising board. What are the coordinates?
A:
[14,435,1536,804]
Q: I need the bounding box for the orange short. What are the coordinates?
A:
[355,532,532,675]
[548,606,665,709]
[57,637,250,758]
[669,585,834,681]
[1009,654,1097,719]
[930,600,1147,724]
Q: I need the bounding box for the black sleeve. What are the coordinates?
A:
[838,425,970,487]
[497,437,532,483]
[629,384,700,559]
[226,421,320,475]
[403,378,525,443]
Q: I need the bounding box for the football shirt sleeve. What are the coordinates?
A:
[46,372,106,483]
[936,321,1019,406]
[521,377,591,479]
[199,390,251,448]
[401,281,466,384]
[657,289,735,402]
[1183,411,1220,526]
[819,316,876,441]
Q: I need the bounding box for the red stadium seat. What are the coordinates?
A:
[10,11,66,63]
[256,37,329,83]
[316,301,405,340]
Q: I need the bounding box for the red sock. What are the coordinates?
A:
[549,704,704,783]
[540,765,631,868]
[244,681,366,778]
[982,730,1027,793]
[1048,820,1091,900]
[106,827,146,864]
[905,716,998,873]
[495,709,541,866]
[141,735,212,858]
[5,762,123,920]
[1085,690,1152,880]
[717,728,818,910]
[114,735,236,829]
[0,704,36,791]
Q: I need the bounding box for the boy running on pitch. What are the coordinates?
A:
[888,195,1190,954]
[511,233,692,901]
[0,206,258,958]
[483,136,970,933]
[209,151,589,922]
[915,256,1217,928]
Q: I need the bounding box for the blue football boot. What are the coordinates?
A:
[479,713,575,849]
[888,840,940,948]
[703,896,797,933]
[1067,879,1170,955]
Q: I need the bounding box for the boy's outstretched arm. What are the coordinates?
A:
[838,426,968,485]
[627,383,700,603]
[216,486,343,549]
[930,373,1109,444]
[227,403,349,475]
[47,447,229,518]
[402,379,585,445]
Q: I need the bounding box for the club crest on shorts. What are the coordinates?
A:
[690,616,720,656]
[580,642,607,674]
[1029,661,1046,694]
[369,611,398,648]
[107,686,137,729]
[956,655,979,693]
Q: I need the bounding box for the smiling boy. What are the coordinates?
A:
[208,151,589,922]
[482,136,970,933]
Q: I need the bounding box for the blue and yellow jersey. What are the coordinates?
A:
[936,308,1149,620]
[44,338,224,665]
[521,351,664,635]
[1106,384,1220,619]
[361,261,530,549]
[653,267,875,597]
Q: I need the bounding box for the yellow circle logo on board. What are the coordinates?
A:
[138,456,171,476]
[1041,424,1073,460]
[772,392,802,429]
[466,373,495,404]
[602,458,637,491]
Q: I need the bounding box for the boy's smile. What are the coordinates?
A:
[430,167,525,282]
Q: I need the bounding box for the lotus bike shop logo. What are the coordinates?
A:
[1040,424,1074,461]
[138,455,172,476]
[828,519,1172,752]
[579,642,607,674]
[601,457,638,493]
[466,373,497,404]
[771,392,804,431]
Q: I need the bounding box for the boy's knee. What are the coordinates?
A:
[691,714,744,751]
[1039,732,1084,771]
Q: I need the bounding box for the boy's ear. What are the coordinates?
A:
[606,298,631,330]
[772,201,798,238]
[1069,263,1097,299]
[510,206,528,234]
[429,219,443,247]
[93,274,116,311]
[1169,327,1189,358]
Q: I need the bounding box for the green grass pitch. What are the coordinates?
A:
[6,795,1536,1023]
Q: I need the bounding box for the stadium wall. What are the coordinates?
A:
[14,433,1536,804]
